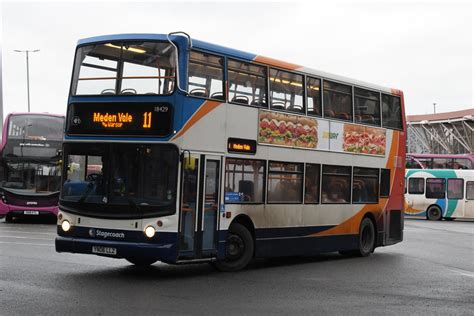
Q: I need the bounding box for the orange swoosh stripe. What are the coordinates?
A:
[172,100,222,140]
[311,130,400,237]
[254,56,301,70]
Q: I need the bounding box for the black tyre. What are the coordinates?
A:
[358,217,376,257]
[427,205,442,221]
[125,257,158,266]
[213,223,254,272]
[340,217,376,257]
[5,213,13,223]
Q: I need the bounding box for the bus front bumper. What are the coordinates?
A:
[55,236,177,263]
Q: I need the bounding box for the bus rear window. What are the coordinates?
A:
[425,178,445,199]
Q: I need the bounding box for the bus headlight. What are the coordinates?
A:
[61,220,71,232]
[144,226,155,238]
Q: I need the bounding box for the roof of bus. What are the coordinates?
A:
[407,153,474,159]
[77,33,401,95]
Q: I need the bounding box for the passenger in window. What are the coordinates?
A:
[305,179,319,203]
[322,183,347,203]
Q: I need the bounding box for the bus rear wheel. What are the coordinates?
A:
[213,223,254,272]
[340,217,375,257]
[125,257,158,266]
[427,206,442,221]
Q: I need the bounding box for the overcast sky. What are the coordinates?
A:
[1,0,472,117]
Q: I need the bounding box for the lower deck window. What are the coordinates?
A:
[304,164,320,203]
[321,165,351,204]
[224,158,265,203]
[352,167,379,203]
[267,161,303,203]
[447,179,463,199]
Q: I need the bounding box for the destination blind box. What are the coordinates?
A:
[67,103,172,136]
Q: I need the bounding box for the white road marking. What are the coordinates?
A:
[0,241,53,247]
[0,235,53,241]
[449,268,474,278]
[0,230,56,236]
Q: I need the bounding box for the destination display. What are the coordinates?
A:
[228,138,257,154]
[67,103,172,136]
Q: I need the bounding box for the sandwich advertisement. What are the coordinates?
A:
[258,110,386,156]
[258,110,317,148]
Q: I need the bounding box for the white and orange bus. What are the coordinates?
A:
[56,33,406,271]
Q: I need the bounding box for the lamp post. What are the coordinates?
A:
[14,49,40,112]
[433,102,437,114]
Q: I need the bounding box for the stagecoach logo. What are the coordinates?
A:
[89,228,125,239]
[26,201,38,206]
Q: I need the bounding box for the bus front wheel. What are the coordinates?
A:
[125,257,158,266]
[213,223,254,272]
[427,206,442,221]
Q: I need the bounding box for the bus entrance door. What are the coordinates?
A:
[178,154,221,260]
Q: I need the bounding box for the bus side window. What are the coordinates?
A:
[352,167,379,203]
[228,59,267,107]
[354,87,381,126]
[188,51,224,100]
[267,161,304,204]
[380,169,391,197]
[447,179,463,199]
[323,80,353,121]
[321,165,351,204]
[224,158,265,203]
[425,178,445,199]
[269,69,304,114]
[466,181,474,200]
[306,77,322,117]
[382,94,402,130]
[304,164,320,204]
[408,177,424,195]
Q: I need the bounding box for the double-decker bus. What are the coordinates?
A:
[56,33,406,270]
[0,113,64,222]
[406,153,474,169]
[405,169,474,220]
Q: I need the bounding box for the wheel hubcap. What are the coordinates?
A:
[361,225,373,252]
[226,234,244,260]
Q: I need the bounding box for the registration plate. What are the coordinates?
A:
[92,246,117,256]
[23,210,39,215]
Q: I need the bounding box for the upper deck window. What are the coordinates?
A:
[269,69,304,114]
[307,77,322,116]
[72,41,176,96]
[188,51,224,100]
[323,80,353,121]
[228,59,267,106]
[8,115,64,141]
[382,94,403,130]
[354,87,380,126]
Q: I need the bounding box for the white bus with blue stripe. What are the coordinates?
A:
[405,169,474,220]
